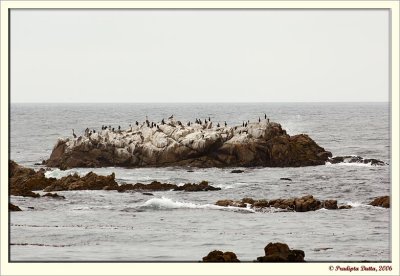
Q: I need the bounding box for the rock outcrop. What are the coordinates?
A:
[117,180,220,192]
[202,250,240,262]
[45,119,332,169]
[369,196,390,208]
[215,195,350,212]
[43,172,119,192]
[10,160,56,197]
[256,242,305,262]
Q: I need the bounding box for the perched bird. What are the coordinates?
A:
[135,121,139,126]
[224,121,227,127]
[217,123,220,127]
[168,115,174,120]
[118,126,121,130]
[72,129,77,138]
[187,121,191,126]
[242,122,245,127]
[161,119,165,125]
[264,113,267,119]
[258,117,261,123]
[245,122,248,127]
[93,130,96,133]
[208,117,211,121]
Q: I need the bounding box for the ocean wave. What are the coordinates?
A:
[138,197,255,213]
[325,162,379,167]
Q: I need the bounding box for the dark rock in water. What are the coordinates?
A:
[44,172,119,192]
[142,192,154,196]
[34,163,42,166]
[256,242,305,262]
[9,203,22,211]
[280,177,292,181]
[173,181,221,192]
[117,180,220,192]
[369,196,390,208]
[10,160,56,196]
[187,170,194,172]
[323,200,338,210]
[338,205,352,209]
[43,193,66,199]
[27,207,35,210]
[327,156,386,166]
[44,120,332,169]
[231,169,244,173]
[215,195,349,213]
[202,250,240,262]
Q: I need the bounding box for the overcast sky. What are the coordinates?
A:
[11,9,389,103]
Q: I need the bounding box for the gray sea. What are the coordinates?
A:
[9,102,391,261]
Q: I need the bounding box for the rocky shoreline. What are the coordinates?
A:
[9,161,390,212]
[45,118,333,169]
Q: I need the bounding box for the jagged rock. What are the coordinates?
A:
[45,120,332,169]
[369,196,390,208]
[173,181,221,192]
[42,193,66,199]
[43,172,118,192]
[256,242,305,262]
[231,169,244,173]
[10,160,56,196]
[202,250,240,262]
[9,203,22,211]
[327,156,386,166]
[117,180,220,192]
[215,195,346,212]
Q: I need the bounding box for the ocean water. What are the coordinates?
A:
[9,103,391,261]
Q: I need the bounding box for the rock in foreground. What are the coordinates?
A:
[369,196,390,208]
[45,119,332,169]
[202,250,240,262]
[256,242,305,262]
[9,203,22,212]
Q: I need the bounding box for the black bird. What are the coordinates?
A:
[161,119,165,125]
[187,121,191,126]
[264,113,267,119]
[242,122,245,127]
[72,129,77,138]
[157,125,160,129]
[245,122,248,127]
[109,125,111,130]
[101,125,104,130]
[93,130,96,133]
[118,126,121,130]
[205,119,207,124]
[224,121,227,127]
[217,123,220,127]
[199,119,202,125]
[112,128,115,132]
[168,115,173,120]
[258,117,260,123]
[208,117,211,121]
[136,121,139,126]
[267,118,270,123]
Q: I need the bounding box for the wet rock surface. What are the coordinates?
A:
[369,196,390,208]
[117,180,220,192]
[202,243,304,262]
[256,242,305,262]
[327,156,386,166]
[215,195,350,212]
[45,119,332,169]
[9,203,22,212]
[42,193,66,199]
[202,250,240,262]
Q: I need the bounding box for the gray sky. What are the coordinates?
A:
[11,9,389,103]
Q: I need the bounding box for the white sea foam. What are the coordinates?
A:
[325,162,375,167]
[140,197,255,213]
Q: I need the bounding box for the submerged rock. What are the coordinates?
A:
[42,193,66,199]
[256,242,305,262]
[369,196,390,208]
[45,119,332,169]
[280,177,292,181]
[202,250,240,262]
[231,169,245,173]
[327,156,386,166]
[9,203,22,212]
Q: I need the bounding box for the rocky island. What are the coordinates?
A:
[45,118,333,169]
